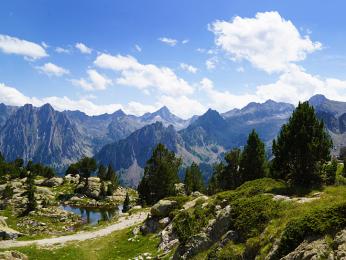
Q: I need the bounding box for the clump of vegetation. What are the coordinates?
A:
[122,192,130,213]
[25,171,37,214]
[275,202,346,258]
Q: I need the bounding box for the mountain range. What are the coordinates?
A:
[0,95,345,186]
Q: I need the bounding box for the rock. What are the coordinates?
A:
[191,191,204,197]
[42,177,63,187]
[334,229,346,259]
[140,217,160,235]
[159,223,179,253]
[0,251,28,260]
[175,233,211,259]
[64,174,80,184]
[132,226,140,236]
[183,195,208,210]
[174,183,186,196]
[158,217,171,229]
[151,200,177,218]
[0,218,22,240]
[132,205,142,210]
[281,238,331,260]
[34,179,45,186]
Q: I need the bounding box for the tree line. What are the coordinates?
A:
[138,101,342,205]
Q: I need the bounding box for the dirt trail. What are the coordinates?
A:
[0,211,148,249]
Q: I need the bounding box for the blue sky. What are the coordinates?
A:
[1,0,346,118]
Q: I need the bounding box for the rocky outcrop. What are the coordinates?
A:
[174,205,234,259]
[151,200,178,218]
[42,177,63,187]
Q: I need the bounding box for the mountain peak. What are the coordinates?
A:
[112,109,126,117]
[309,94,328,106]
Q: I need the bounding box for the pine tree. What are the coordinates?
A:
[99,181,107,199]
[122,192,130,213]
[97,165,107,181]
[184,162,204,195]
[323,158,337,185]
[106,165,119,189]
[239,130,267,183]
[78,157,97,188]
[207,163,223,195]
[26,172,37,213]
[138,143,181,205]
[107,183,114,196]
[0,152,4,163]
[272,102,332,187]
[220,148,242,190]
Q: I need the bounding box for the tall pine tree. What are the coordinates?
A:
[138,143,181,205]
[184,162,204,195]
[239,130,267,183]
[272,102,332,187]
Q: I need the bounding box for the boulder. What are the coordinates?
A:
[159,223,179,253]
[0,251,28,260]
[0,218,22,240]
[64,174,80,184]
[334,229,346,259]
[42,177,63,187]
[140,217,160,235]
[151,200,177,218]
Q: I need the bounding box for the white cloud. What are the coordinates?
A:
[256,64,346,104]
[75,42,92,54]
[206,57,218,70]
[37,62,69,77]
[71,69,112,91]
[200,78,258,112]
[180,63,198,74]
[134,44,142,52]
[158,37,178,46]
[182,39,189,44]
[94,53,194,96]
[210,11,321,73]
[126,101,157,116]
[0,34,48,60]
[55,47,70,54]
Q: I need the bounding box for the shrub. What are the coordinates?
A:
[275,202,346,258]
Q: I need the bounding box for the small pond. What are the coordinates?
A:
[61,204,123,225]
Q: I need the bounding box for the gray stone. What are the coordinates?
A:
[151,200,177,218]
[281,238,331,260]
[0,251,28,260]
[158,217,171,229]
[42,177,63,187]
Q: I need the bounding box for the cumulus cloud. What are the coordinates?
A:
[0,34,48,60]
[94,53,194,96]
[55,47,70,54]
[75,42,92,54]
[256,64,346,104]
[180,63,198,73]
[37,62,69,77]
[71,69,112,91]
[210,11,321,73]
[158,37,178,46]
[206,57,218,70]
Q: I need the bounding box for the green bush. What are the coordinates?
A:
[275,202,346,258]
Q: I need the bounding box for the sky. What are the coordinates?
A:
[1,0,346,119]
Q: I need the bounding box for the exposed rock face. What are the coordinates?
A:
[281,238,331,260]
[150,200,178,218]
[0,104,91,168]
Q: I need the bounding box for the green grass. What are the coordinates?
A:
[0,227,160,260]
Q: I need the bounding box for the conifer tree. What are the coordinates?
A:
[239,130,267,183]
[97,165,107,181]
[138,143,181,205]
[220,148,242,190]
[323,158,337,185]
[184,162,204,195]
[26,171,37,213]
[122,192,130,213]
[342,158,346,177]
[272,102,332,187]
[99,181,107,199]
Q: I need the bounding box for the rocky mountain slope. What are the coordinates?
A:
[0,104,91,168]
